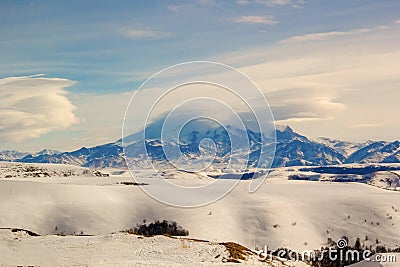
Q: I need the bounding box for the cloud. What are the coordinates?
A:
[198,0,217,5]
[257,0,291,5]
[280,28,371,43]
[120,29,172,39]
[265,88,346,122]
[350,123,383,129]
[213,22,400,141]
[235,16,277,25]
[238,0,302,6]
[0,75,79,142]
[236,0,250,4]
[395,19,400,24]
[252,0,304,7]
[167,5,180,11]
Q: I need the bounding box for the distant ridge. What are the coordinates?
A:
[2,125,399,169]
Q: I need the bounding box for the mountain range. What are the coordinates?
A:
[1,125,399,169]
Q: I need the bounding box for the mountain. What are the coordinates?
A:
[345,140,400,164]
[0,150,29,161]
[315,137,369,158]
[35,149,61,156]
[273,127,346,167]
[0,149,60,162]
[120,116,272,171]
[2,124,400,169]
[19,144,124,168]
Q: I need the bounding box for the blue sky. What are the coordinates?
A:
[1,0,400,151]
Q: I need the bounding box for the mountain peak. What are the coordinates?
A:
[275,124,293,133]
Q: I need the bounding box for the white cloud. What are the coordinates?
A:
[255,0,304,7]
[198,0,216,5]
[3,91,132,152]
[280,28,371,43]
[0,75,79,142]
[257,0,290,5]
[350,123,383,129]
[80,23,398,144]
[395,19,400,24]
[167,5,180,11]
[235,16,277,25]
[213,23,400,141]
[8,22,397,150]
[236,0,250,4]
[266,88,346,122]
[236,0,304,8]
[120,29,172,39]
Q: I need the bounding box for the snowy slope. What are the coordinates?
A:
[0,229,313,267]
[0,167,399,251]
[0,230,230,267]
[0,162,399,266]
[0,161,109,178]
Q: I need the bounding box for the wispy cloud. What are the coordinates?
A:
[0,75,79,142]
[235,15,277,25]
[395,19,400,24]
[239,0,304,7]
[120,29,172,39]
[198,0,217,5]
[257,0,292,6]
[266,88,346,123]
[236,0,250,5]
[214,21,400,141]
[280,28,371,43]
[350,123,383,129]
[167,5,180,11]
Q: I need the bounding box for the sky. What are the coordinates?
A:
[0,0,399,152]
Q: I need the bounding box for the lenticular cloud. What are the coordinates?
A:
[0,75,79,142]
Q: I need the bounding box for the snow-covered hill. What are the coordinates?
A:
[275,164,400,191]
[0,165,399,251]
[0,162,398,265]
[0,161,109,178]
[0,229,312,266]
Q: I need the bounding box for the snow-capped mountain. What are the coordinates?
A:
[312,138,400,164]
[0,150,29,161]
[0,149,60,162]
[345,140,400,164]
[19,144,124,168]
[2,124,400,169]
[315,137,369,158]
[273,127,346,167]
